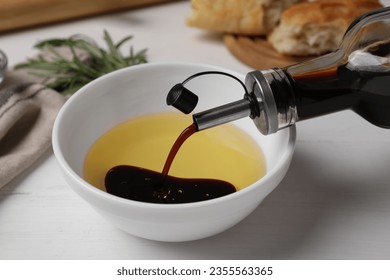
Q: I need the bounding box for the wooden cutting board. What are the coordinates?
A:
[224,34,311,70]
[0,0,177,33]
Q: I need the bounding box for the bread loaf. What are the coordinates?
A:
[186,0,304,36]
[268,0,383,56]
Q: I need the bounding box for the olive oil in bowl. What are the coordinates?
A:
[84,112,266,203]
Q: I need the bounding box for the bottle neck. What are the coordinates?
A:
[245,68,297,135]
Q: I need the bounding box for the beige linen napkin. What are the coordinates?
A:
[0,65,66,189]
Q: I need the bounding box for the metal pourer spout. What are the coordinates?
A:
[166,81,262,132]
[192,96,259,131]
[166,69,297,135]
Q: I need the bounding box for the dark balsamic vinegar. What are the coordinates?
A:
[161,123,197,177]
[105,123,236,204]
[105,165,236,204]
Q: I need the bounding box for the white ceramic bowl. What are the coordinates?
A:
[52,62,296,242]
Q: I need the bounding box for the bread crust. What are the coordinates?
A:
[268,0,383,56]
[186,0,303,35]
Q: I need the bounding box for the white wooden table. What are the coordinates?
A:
[1,1,390,259]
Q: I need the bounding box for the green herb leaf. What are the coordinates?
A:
[15,30,148,95]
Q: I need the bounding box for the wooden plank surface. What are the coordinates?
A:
[0,0,178,33]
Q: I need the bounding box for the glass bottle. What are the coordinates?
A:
[168,7,390,135]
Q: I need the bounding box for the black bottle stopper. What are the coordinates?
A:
[166,83,199,114]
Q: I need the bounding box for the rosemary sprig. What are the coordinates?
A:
[15,30,148,95]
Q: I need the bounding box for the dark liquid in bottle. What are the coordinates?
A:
[105,123,236,204]
[287,40,390,128]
